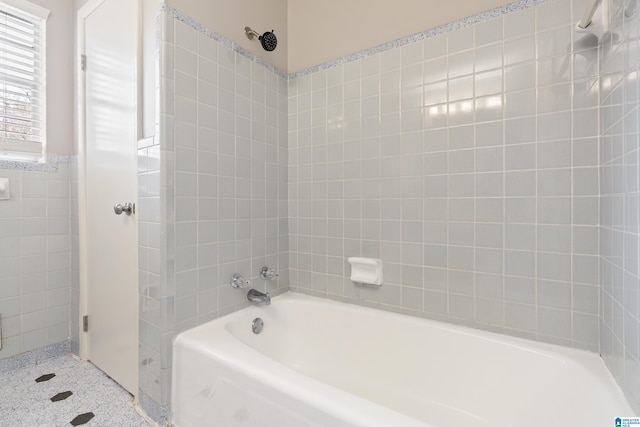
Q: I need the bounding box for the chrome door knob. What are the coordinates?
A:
[114,202,135,215]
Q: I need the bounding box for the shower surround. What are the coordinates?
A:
[3,0,638,423]
[599,0,640,413]
[289,0,600,350]
[136,7,289,421]
[137,0,625,422]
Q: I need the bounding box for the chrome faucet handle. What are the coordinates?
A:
[231,273,250,288]
[260,266,279,280]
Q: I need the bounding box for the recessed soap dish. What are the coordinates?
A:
[348,257,383,286]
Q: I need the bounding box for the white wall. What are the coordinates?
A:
[288,0,517,73]
[165,0,288,73]
[30,0,75,155]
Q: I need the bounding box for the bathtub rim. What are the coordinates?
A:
[219,291,604,365]
[172,291,636,426]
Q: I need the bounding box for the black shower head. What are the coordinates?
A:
[259,31,277,52]
[245,27,277,52]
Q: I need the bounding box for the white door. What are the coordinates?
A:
[83,0,138,394]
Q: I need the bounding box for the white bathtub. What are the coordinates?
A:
[172,292,634,427]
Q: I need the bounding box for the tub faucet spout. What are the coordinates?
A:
[247,288,271,305]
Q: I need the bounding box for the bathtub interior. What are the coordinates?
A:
[173,293,635,427]
[172,324,428,427]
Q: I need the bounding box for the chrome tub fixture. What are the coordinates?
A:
[260,266,279,280]
[247,288,271,305]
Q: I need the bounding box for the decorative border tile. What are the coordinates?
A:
[162,0,546,81]
[0,154,77,172]
[37,341,72,363]
[0,340,71,376]
[138,390,169,425]
[71,339,80,358]
[161,4,288,79]
[0,351,36,376]
[288,0,546,79]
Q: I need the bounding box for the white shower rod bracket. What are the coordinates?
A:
[578,0,604,29]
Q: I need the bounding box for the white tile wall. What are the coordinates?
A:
[288,0,601,351]
[139,0,640,420]
[0,165,73,360]
[10,0,639,423]
[599,0,640,413]
[137,11,289,422]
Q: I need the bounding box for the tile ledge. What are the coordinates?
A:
[0,154,76,172]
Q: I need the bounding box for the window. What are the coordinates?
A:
[0,0,48,162]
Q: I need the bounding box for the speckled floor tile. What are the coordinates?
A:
[0,356,152,426]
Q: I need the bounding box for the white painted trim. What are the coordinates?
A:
[0,0,49,19]
[75,0,105,361]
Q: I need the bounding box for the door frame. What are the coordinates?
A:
[75,0,142,373]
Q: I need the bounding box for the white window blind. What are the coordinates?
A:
[0,0,49,162]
